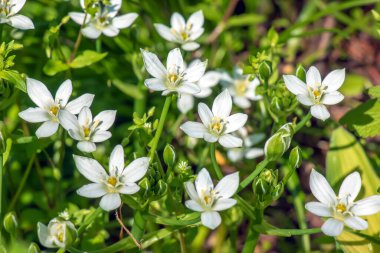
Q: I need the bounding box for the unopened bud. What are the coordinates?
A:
[264,123,293,161]
[163,144,176,168]
[289,146,302,169]
[3,212,18,236]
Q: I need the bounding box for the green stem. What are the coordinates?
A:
[242,221,260,253]
[294,112,311,133]
[77,208,103,235]
[8,156,35,211]
[209,143,223,179]
[148,96,172,163]
[0,153,3,240]
[70,13,88,62]
[96,37,102,53]
[238,159,269,192]
[0,25,3,43]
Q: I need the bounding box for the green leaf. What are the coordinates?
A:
[226,14,265,28]
[0,70,26,92]
[339,74,371,97]
[368,86,380,99]
[253,221,321,237]
[43,59,69,76]
[148,213,200,226]
[112,79,144,99]
[326,127,380,252]
[70,50,107,69]
[340,99,380,138]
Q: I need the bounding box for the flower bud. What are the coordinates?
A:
[259,61,272,81]
[295,64,306,82]
[148,107,155,117]
[264,123,293,161]
[37,218,77,249]
[289,146,302,169]
[3,212,18,236]
[163,144,176,167]
[271,182,284,200]
[28,243,41,253]
[0,128,5,154]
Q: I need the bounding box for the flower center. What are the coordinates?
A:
[57,231,65,242]
[83,126,91,138]
[180,31,188,40]
[107,176,117,186]
[200,189,216,208]
[235,80,248,95]
[168,73,179,83]
[308,84,326,104]
[336,203,347,213]
[0,0,11,15]
[50,105,60,116]
[209,117,226,135]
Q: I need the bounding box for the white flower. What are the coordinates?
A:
[227,128,265,162]
[141,48,207,96]
[283,66,345,121]
[69,0,138,39]
[184,168,239,229]
[154,10,204,51]
[0,0,34,30]
[180,90,248,148]
[305,169,380,237]
[73,145,149,211]
[37,218,77,249]
[177,70,221,114]
[59,106,116,153]
[18,78,94,138]
[221,68,262,109]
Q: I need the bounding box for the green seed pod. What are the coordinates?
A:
[3,212,18,236]
[272,182,284,200]
[259,61,272,81]
[289,146,302,169]
[253,177,270,202]
[163,144,176,167]
[148,107,155,117]
[28,243,41,253]
[264,123,293,161]
[295,64,306,82]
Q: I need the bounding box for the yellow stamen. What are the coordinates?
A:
[57,232,64,242]
[235,80,248,95]
[50,105,59,116]
[210,117,224,135]
[107,176,117,186]
[168,73,179,83]
[336,203,347,213]
[204,195,212,205]
[181,31,188,40]
[313,89,321,98]
[83,126,91,137]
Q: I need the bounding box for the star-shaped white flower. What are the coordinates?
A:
[221,67,262,109]
[0,0,34,30]
[18,78,94,138]
[154,10,204,51]
[177,70,221,114]
[69,0,138,39]
[141,48,207,96]
[59,106,116,153]
[283,66,345,121]
[184,168,239,229]
[37,218,77,249]
[180,89,248,148]
[227,128,265,162]
[73,145,149,211]
[305,169,380,237]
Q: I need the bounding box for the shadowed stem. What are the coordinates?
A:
[70,13,88,62]
[209,142,223,179]
[115,210,141,249]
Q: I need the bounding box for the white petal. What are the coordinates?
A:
[321,218,344,237]
[338,171,361,203]
[26,78,54,109]
[112,13,138,29]
[322,91,344,105]
[9,15,34,30]
[108,0,122,16]
[177,94,194,114]
[296,94,314,106]
[73,155,108,183]
[201,211,221,229]
[184,60,207,83]
[36,121,59,138]
[309,169,336,206]
[94,110,116,131]
[171,12,186,32]
[58,109,78,131]
[213,198,237,211]
[351,195,380,216]
[185,200,204,212]
[225,113,248,134]
[37,223,54,248]
[184,182,199,201]
[68,129,82,140]
[198,71,221,88]
[188,28,204,41]
[92,131,112,142]
[177,82,201,95]
[102,25,119,37]
[305,202,332,217]
[187,10,204,30]
[182,42,200,51]
[121,157,149,183]
[180,121,207,138]
[154,24,176,42]
[214,172,239,198]
[344,216,368,231]
[198,103,213,126]
[233,97,251,109]
[109,145,124,176]
[306,66,322,87]
[77,141,96,153]
[140,49,167,79]
[203,132,218,143]
[310,104,330,121]
[245,148,264,159]
[78,106,92,126]
[323,68,345,92]
[69,12,88,25]
[19,108,49,123]
[55,80,72,107]
[167,48,184,72]
[212,90,232,118]
[10,0,26,14]
[218,134,243,148]
[77,183,107,198]
[82,26,102,39]
[283,75,308,95]
[99,193,121,211]
[145,78,166,91]
[195,168,213,195]
[65,93,94,114]
[227,149,244,162]
[119,183,140,194]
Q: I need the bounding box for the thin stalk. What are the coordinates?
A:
[209,143,223,179]
[96,37,102,53]
[131,210,145,241]
[178,232,187,253]
[70,13,88,62]
[242,221,260,253]
[148,95,172,163]
[238,159,269,192]
[294,112,311,133]
[115,211,141,249]
[8,156,35,211]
